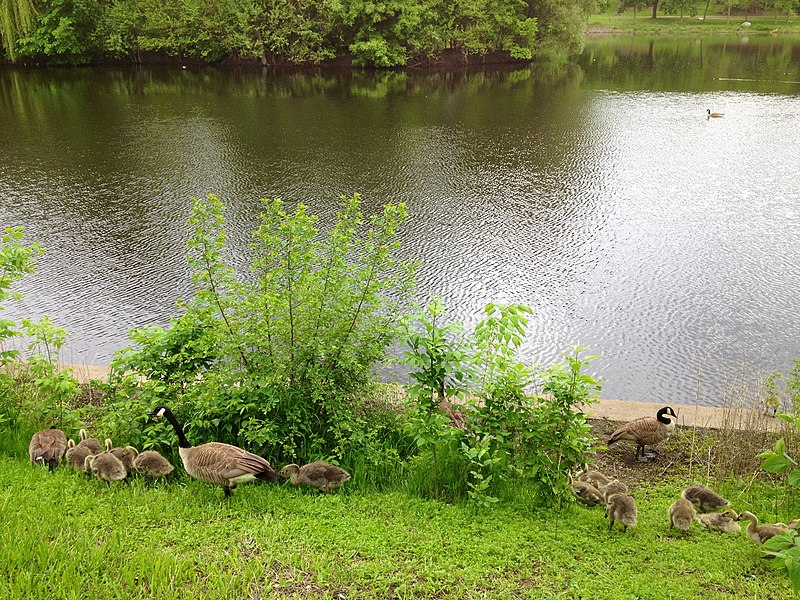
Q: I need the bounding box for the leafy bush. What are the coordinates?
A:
[101,193,417,471]
[402,299,600,509]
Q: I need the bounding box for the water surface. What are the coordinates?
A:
[1,35,799,405]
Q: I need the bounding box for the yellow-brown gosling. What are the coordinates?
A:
[150,405,278,497]
[281,461,351,493]
[571,481,605,506]
[578,469,611,491]
[28,427,68,468]
[608,406,677,462]
[681,484,730,512]
[133,450,174,478]
[607,493,638,532]
[603,479,629,504]
[76,428,103,454]
[668,498,696,531]
[695,509,741,533]
[65,439,93,473]
[86,452,126,483]
[736,511,792,544]
[108,441,138,476]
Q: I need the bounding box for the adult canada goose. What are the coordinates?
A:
[28,427,68,468]
[578,469,611,491]
[668,498,696,531]
[133,450,174,478]
[65,439,93,472]
[707,109,724,118]
[681,484,729,512]
[281,461,351,493]
[149,405,278,497]
[86,452,126,483]
[608,406,677,462]
[696,509,741,533]
[76,428,103,454]
[736,511,791,544]
[607,493,638,532]
[571,481,605,506]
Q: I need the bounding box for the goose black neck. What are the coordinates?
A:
[163,408,192,449]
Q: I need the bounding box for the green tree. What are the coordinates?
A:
[0,0,37,59]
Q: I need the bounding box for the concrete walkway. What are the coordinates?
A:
[59,363,781,432]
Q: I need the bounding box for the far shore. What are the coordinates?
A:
[57,362,782,432]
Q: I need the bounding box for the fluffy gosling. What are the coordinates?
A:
[695,509,741,533]
[571,481,605,506]
[668,498,696,531]
[65,439,93,473]
[681,484,730,512]
[607,493,638,532]
[86,452,126,483]
[736,511,791,544]
[133,450,174,478]
[281,461,351,493]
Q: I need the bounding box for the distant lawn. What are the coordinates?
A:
[589,12,800,35]
[1,454,793,599]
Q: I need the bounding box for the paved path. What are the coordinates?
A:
[60,363,781,432]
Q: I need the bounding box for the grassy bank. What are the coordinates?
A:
[1,449,792,598]
[588,13,800,35]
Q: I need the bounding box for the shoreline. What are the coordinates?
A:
[58,363,781,431]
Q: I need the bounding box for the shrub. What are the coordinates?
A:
[101,193,417,469]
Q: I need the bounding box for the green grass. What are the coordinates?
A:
[1,452,793,599]
[589,12,800,35]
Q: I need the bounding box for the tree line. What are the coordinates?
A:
[0,0,594,66]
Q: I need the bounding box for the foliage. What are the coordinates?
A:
[102,193,416,472]
[0,0,590,65]
[402,299,600,509]
[758,406,800,594]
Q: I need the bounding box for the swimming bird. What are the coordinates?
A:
[608,406,677,462]
[696,509,741,533]
[668,498,696,531]
[28,427,68,468]
[149,405,278,497]
[133,450,174,478]
[681,484,729,512]
[65,439,93,472]
[736,511,791,544]
[76,428,103,454]
[707,109,724,118]
[281,461,351,493]
[607,493,638,532]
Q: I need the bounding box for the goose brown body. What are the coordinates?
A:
[695,509,741,533]
[150,405,278,497]
[77,429,103,454]
[608,406,677,461]
[281,461,351,492]
[133,450,174,477]
[736,511,790,543]
[28,428,68,467]
[681,484,729,512]
[668,498,696,531]
[65,439,93,472]
[607,493,638,532]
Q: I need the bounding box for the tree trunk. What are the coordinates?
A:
[652,0,659,19]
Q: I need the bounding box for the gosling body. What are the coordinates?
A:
[65,439,93,472]
[571,481,605,506]
[86,452,126,483]
[696,509,741,533]
[281,461,351,492]
[681,484,729,512]
[737,511,790,544]
[133,450,174,477]
[77,429,103,454]
[607,493,638,532]
[668,498,696,531]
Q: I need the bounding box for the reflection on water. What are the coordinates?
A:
[1,36,799,406]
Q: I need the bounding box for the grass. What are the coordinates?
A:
[588,11,800,35]
[2,449,794,598]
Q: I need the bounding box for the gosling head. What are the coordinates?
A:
[280,464,300,479]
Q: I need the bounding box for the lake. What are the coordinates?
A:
[1,35,799,406]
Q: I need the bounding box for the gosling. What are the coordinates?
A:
[607,493,638,532]
[281,461,351,493]
[737,511,791,544]
[681,484,729,512]
[133,450,174,478]
[603,480,629,504]
[85,452,126,483]
[668,498,696,531]
[571,481,605,506]
[695,509,741,533]
[578,469,611,491]
[65,439,93,473]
